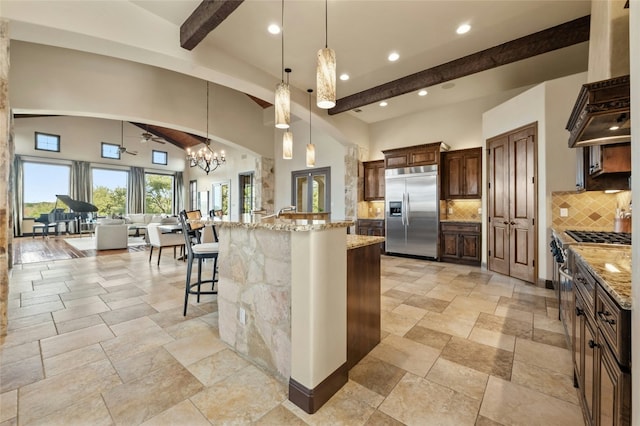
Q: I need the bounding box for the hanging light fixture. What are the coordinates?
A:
[186,82,226,175]
[274,0,290,129]
[282,129,293,160]
[306,89,315,167]
[316,0,336,109]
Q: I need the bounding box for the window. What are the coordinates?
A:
[92,168,128,216]
[189,180,197,210]
[23,162,70,217]
[212,181,230,218]
[101,142,121,160]
[145,173,174,214]
[152,150,168,165]
[239,172,254,216]
[35,132,60,152]
[291,167,331,213]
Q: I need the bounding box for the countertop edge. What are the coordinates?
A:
[217,220,354,232]
[347,235,385,250]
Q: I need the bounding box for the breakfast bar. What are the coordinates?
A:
[216,219,383,413]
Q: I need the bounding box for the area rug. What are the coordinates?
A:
[63,236,147,251]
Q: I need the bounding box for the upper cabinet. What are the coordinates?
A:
[576,144,631,191]
[441,147,482,199]
[382,142,442,169]
[363,160,385,201]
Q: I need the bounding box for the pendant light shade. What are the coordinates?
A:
[275,81,290,129]
[316,0,336,109]
[306,142,315,167]
[283,130,293,160]
[316,47,336,109]
[306,88,315,167]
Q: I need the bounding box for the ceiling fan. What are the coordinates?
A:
[120,122,138,156]
[139,124,166,144]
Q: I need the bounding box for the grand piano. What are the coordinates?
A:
[35,195,99,235]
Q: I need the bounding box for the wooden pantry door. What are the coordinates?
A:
[487,123,537,283]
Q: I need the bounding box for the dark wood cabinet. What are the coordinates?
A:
[571,256,631,426]
[356,219,385,252]
[363,160,385,201]
[440,222,480,265]
[576,144,631,191]
[382,142,441,169]
[441,147,482,199]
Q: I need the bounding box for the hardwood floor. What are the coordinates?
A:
[12,235,147,264]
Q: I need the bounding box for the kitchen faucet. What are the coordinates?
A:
[276,205,296,218]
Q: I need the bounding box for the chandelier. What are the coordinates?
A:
[187,82,226,175]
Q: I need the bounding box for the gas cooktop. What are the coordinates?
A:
[565,230,632,245]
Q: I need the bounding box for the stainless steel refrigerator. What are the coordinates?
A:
[385,165,439,259]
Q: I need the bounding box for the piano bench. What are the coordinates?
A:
[32,222,58,238]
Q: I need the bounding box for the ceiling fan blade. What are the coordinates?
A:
[126,150,138,156]
[152,138,166,144]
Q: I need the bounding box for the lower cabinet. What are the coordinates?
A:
[440,222,480,265]
[356,219,385,252]
[571,258,631,426]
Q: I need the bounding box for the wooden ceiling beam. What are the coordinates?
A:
[329,15,591,115]
[180,0,244,51]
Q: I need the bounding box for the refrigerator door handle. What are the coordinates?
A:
[401,193,406,226]
[406,193,410,226]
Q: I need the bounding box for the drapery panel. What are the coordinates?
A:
[70,160,92,202]
[12,155,23,236]
[174,171,184,214]
[127,166,145,213]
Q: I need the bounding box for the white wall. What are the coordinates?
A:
[482,72,587,282]
[368,89,529,161]
[274,119,347,220]
[629,1,638,422]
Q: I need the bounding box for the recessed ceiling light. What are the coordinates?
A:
[339,73,350,81]
[388,52,400,62]
[609,125,620,131]
[268,24,281,34]
[379,101,388,107]
[418,90,428,96]
[456,24,471,35]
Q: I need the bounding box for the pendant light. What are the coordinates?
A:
[283,129,293,160]
[274,0,290,129]
[306,89,315,167]
[316,0,336,109]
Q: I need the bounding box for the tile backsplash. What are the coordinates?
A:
[440,199,482,221]
[357,201,385,219]
[552,190,632,231]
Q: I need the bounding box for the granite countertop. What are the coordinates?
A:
[347,235,385,250]
[570,245,632,310]
[440,219,481,223]
[216,218,353,232]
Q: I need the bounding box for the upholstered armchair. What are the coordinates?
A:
[95,219,129,250]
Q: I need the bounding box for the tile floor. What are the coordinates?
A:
[1,251,585,425]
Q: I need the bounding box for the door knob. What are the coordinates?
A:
[588,340,599,349]
[510,222,516,225]
[575,307,584,317]
[503,221,508,225]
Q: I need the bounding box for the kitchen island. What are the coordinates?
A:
[216,219,383,414]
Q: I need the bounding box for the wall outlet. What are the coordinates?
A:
[448,207,453,214]
[239,308,246,325]
[560,208,569,217]
[477,207,482,215]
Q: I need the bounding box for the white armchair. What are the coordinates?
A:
[147,224,185,265]
[95,220,129,250]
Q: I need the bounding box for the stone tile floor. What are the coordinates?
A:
[1,251,585,425]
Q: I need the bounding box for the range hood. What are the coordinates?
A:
[565,74,630,147]
[566,0,630,148]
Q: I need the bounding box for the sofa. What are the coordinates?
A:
[95,219,129,250]
[125,214,178,237]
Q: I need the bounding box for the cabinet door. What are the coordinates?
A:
[573,290,585,387]
[409,147,438,166]
[441,231,459,258]
[376,165,386,199]
[460,232,480,262]
[598,330,631,426]
[583,318,596,425]
[463,150,482,198]
[443,153,464,199]
[364,166,377,200]
[385,152,409,169]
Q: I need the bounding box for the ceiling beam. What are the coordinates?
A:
[329,15,591,115]
[180,0,244,51]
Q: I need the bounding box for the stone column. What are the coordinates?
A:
[0,19,11,340]
[255,156,275,214]
[343,144,359,222]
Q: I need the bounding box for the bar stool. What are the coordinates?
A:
[179,211,219,316]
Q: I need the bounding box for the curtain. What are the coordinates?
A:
[12,155,23,236]
[128,166,145,213]
[174,171,184,214]
[70,160,92,202]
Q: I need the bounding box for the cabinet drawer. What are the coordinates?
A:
[440,222,480,233]
[574,261,596,318]
[596,285,630,368]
